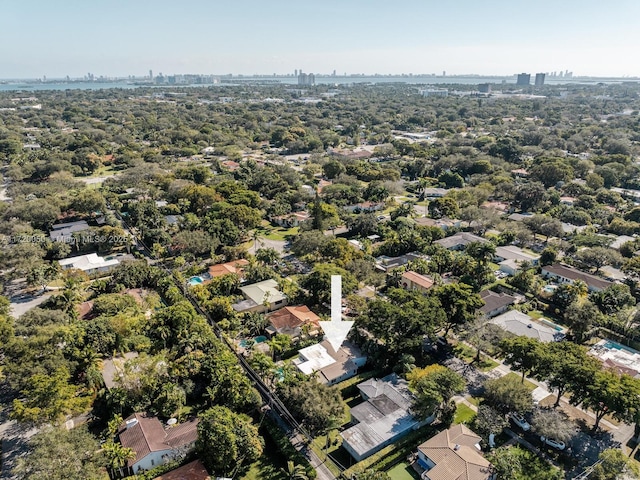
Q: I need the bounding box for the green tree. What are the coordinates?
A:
[196,405,263,476]
[591,448,640,480]
[12,427,107,480]
[433,283,484,335]
[102,441,135,471]
[278,379,346,436]
[500,336,544,382]
[531,408,575,443]
[300,264,358,305]
[409,365,465,421]
[11,367,89,425]
[281,461,309,480]
[564,300,600,344]
[483,375,534,414]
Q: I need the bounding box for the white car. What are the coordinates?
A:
[509,413,531,431]
[540,436,566,450]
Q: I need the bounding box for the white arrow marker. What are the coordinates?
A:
[319,275,354,352]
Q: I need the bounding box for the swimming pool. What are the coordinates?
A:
[603,340,637,354]
[239,336,268,347]
[188,276,203,285]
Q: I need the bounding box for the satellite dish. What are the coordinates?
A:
[167,418,177,426]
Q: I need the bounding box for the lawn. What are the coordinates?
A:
[386,462,419,480]
[240,432,288,480]
[263,226,299,241]
[453,343,499,371]
[453,403,477,425]
[503,372,538,391]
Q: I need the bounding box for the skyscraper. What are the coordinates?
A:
[535,73,545,86]
[516,73,531,86]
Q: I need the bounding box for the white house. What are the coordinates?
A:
[118,413,198,476]
[294,339,367,385]
[541,263,613,292]
[494,245,539,265]
[58,253,120,275]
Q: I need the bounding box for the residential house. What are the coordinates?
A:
[294,339,367,385]
[416,425,493,480]
[375,252,424,272]
[490,310,563,342]
[401,271,435,294]
[118,413,199,476]
[506,212,533,222]
[266,305,321,338]
[434,232,489,251]
[208,259,249,279]
[49,220,90,243]
[422,187,449,199]
[232,279,287,313]
[479,290,516,318]
[341,373,428,461]
[493,245,539,265]
[152,460,210,480]
[498,259,523,276]
[541,263,613,292]
[58,253,120,275]
[270,211,310,228]
[344,202,385,213]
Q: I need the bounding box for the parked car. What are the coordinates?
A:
[509,413,531,431]
[540,436,566,450]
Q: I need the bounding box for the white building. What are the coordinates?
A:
[58,253,120,275]
[232,279,287,313]
[294,339,367,385]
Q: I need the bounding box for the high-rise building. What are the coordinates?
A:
[295,69,298,77]
[298,72,315,86]
[534,73,545,86]
[149,69,153,80]
[516,73,531,86]
[478,83,491,93]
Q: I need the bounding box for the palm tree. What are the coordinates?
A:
[102,441,135,473]
[281,461,308,480]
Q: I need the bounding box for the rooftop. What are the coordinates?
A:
[266,305,320,334]
[479,290,516,316]
[118,413,199,468]
[152,460,210,480]
[208,259,249,279]
[341,374,418,459]
[590,339,640,378]
[434,232,488,250]
[418,425,491,480]
[490,310,562,342]
[402,271,435,290]
[542,263,613,291]
[58,253,120,272]
[494,245,539,263]
[294,339,365,383]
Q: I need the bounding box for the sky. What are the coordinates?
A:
[1,0,639,79]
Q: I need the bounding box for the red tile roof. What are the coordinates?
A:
[208,259,249,278]
[119,413,199,468]
[267,305,320,334]
[153,460,210,480]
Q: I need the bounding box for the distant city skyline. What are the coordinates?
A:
[2,0,639,79]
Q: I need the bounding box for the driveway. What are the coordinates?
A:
[9,291,53,318]
[250,238,287,257]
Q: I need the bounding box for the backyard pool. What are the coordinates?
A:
[239,336,268,347]
[188,276,204,286]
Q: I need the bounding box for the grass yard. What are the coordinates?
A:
[240,433,288,480]
[453,343,499,371]
[263,226,299,241]
[503,372,538,391]
[386,462,419,480]
[453,403,477,425]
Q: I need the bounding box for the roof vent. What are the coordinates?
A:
[125,418,139,429]
[454,444,460,451]
[167,418,177,426]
